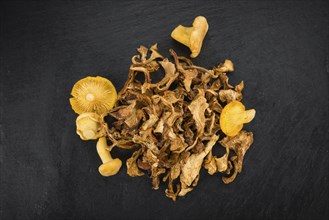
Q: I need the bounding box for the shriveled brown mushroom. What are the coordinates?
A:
[102,45,256,200]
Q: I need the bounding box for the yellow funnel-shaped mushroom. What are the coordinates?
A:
[171,16,209,58]
[70,76,117,115]
[220,101,256,137]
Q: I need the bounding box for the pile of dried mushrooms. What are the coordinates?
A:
[101,44,256,200]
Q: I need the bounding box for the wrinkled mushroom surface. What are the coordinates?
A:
[105,45,255,200]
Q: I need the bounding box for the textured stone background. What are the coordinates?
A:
[1,1,328,219]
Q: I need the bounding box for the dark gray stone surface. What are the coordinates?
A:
[1,1,328,219]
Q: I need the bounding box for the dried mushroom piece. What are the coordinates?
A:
[126,149,144,177]
[219,81,244,103]
[141,58,178,93]
[188,89,209,137]
[220,130,253,174]
[180,135,219,194]
[218,60,234,73]
[214,146,230,173]
[97,45,256,200]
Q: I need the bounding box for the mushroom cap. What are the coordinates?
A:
[220,101,256,137]
[76,113,101,140]
[220,60,234,72]
[70,76,117,115]
[98,158,122,177]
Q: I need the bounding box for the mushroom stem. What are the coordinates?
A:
[96,137,122,177]
[96,137,113,163]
